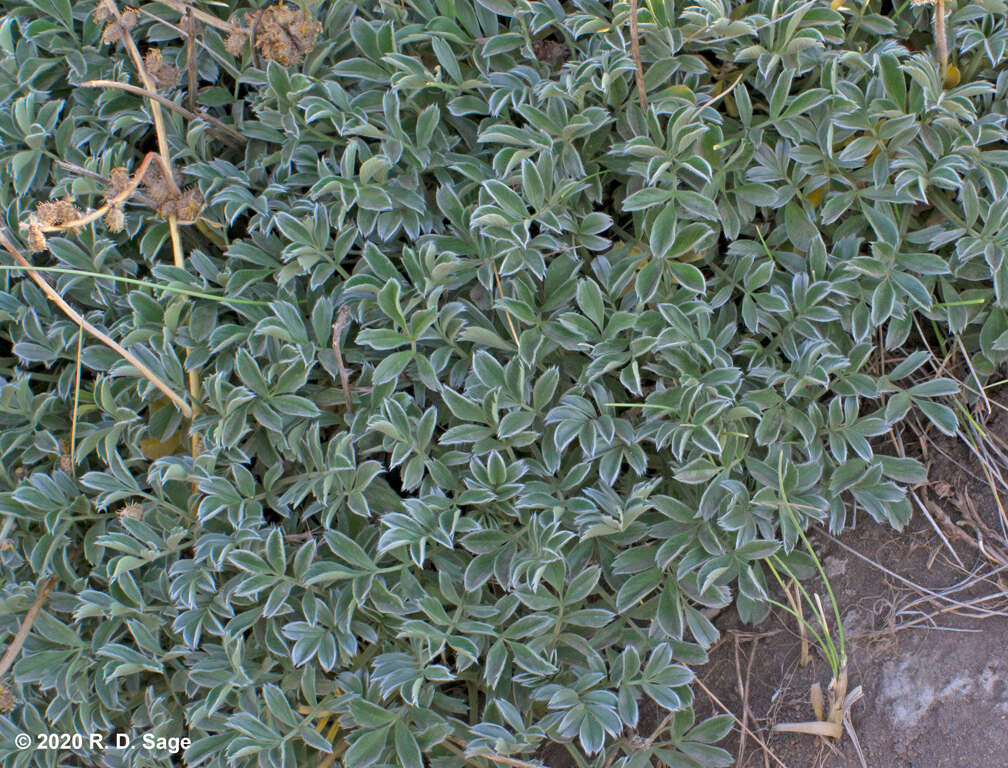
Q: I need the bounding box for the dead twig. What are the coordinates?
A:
[0,229,194,419]
[912,490,966,568]
[935,0,948,82]
[30,152,159,237]
[152,0,237,33]
[80,79,243,147]
[185,8,198,114]
[53,159,158,209]
[102,0,202,456]
[627,0,647,111]
[0,575,59,676]
[332,306,352,411]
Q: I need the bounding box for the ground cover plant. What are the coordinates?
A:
[0,0,1006,766]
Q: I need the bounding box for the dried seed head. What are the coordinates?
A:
[533,39,570,66]
[144,48,178,90]
[33,197,83,233]
[141,162,203,221]
[118,502,143,521]
[174,186,205,223]
[24,219,47,253]
[35,201,61,227]
[233,4,321,67]
[224,25,249,57]
[104,204,126,233]
[93,3,113,24]
[100,6,138,45]
[58,440,73,474]
[105,166,131,202]
[142,162,180,214]
[56,197,83,230]
[0,680,15,714]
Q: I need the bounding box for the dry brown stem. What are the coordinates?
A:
[185,9,198,113]
[332,306,353,411]
[81,79,243,147]
[154,0,237,32]
[22,152,160,252]
[100,0,201,456]
[0,229,194,419]
[628,0,647,111]
[0,575,59,677]
[935,0,948,81]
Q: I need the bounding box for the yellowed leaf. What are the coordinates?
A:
[805,184,826,209]
[668,84,696,103]
[139,432,182,460]
[723,91,738,117]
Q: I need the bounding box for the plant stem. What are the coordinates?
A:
[776,452,845,664]
[0,574,59,676]
[935,0,948,81]
[81,79,243,147]
[628,0,647,111]
[0,231,193,417]
[104,0,202,459]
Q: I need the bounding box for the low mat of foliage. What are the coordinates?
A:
[0,0,1005,766]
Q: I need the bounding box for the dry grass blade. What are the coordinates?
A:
[843,686,868,768]
[771,720,842,738]
[912,490,965,568]
[773,663,862,764]
[0,230,194,419]
[782,580,810,665]
[956,333,991,415]
[185,8,197,113]
[826,532,1008,617]
[810,682,824,722]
